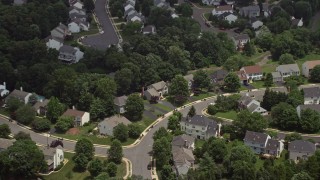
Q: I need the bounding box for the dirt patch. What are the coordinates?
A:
[66,128,80,135]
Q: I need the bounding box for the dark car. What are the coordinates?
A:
[147,163,152,170]
[50,140,64,148]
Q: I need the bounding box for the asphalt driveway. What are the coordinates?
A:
[82,0,119,50]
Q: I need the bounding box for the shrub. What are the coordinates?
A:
[54,162,64,171]
[32,118,51,132]
[207,105,218,115]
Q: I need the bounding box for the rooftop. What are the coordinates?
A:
[59,45,77,54]
[298,104,320,112]
[114,96,128,106]
[244,131,270,144]
[183,74,194,82]
[242,65,262,74]
[276,63,300,73]
[215,5,233,11]
[172,134,195,147]
[99,115,131,129]
[288,140,316,153]
[303,87,320,98]
[62,109,86,118]
[148,81,166,91]
[303,60,320,69]
[265,139,281,151]
[0,138,15,150]
[6,89,30,100]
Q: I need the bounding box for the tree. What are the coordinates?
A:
[231,161,256,180]
[113,123,129,142]
[95,172,109,180]
[179,3,193,17]
[128,124,142,138]
[169,75,189,105]
[294,1,312,24]
[15,105,36,125]
[271,102,299,130]
[55,116,74,133]
[0,139,47,178]
[90,98,109,120]
[310,65,320,82]
[125,93,144,121]
[0,124,11,139]
[207,138,228,163]
[108,140,123,164]
[224,73,240,92]
[73,153,89,171]
[243,41,256,56]
[14,131,31,140]
[264,73,273,87]
[83,0,95,12]
[166,0,178,6]
[75,138,95,161]
[32,118,51,132]
[286,89,304,107]
[106,162,118,177]
[46,97,65,123]
[300,109,320,133]
[114,68,133,94]
[160,165,175,180]
[305,155,320,180]
[229,145,257,164]
[88,159,103,177]
[7,97,23,113]
[153,127,171,141]
[167,115,180,132]
[153,137,171,168]
[122,22,143,36]
[196,153,217,179]
[188,106,196,117]
[285,132,302,142]
[261,88,288,111]
[279,53,295,65]
[223,55,254,71]
[291,171,313,180]
[194,70,211,90]
[233,110,268,137]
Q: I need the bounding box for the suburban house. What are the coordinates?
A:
[124,7,135,18]
[271,72,283,82]
[183,74,194,90]
[220,12,238,24]
[147,81,168,97]
[45,35,64,50]
[154,0,170,9]
[180,115,221,140]
[172,134,195,150]
[127,12,145,23]
[40,145,64,171]
[240,65,263,82]
[251,19,263,30]
[291,17,303,27]
[98,115,132,136]
[114,95,128,114]
[296,104,320,118]
[232,34,250,49]
[50,23,71,40]
[58,45,84,64]
[68,19,90,33]
[212,5,233,16]
[239,5,260,18]
[33,99,50,116]
[302,60,320,77]
[0,138,15,152]
[288,140,316,162]
[236,70,248,85]
[244,131,284,157]
[13,0,27,5]
[142,25,156,35]
[144,88,160,101]
[0,82,9,97]
[303,86,320,105]
[69,6,86,15]
[5,88,32,104]
[261,3,271,17]
[172,146,195,176]
[202,0,221,6]
[210,69,228,85]
[69,13,87,21]
[276,64,300,78]
[124,2,134,11]
[69,0,83,9]
[62,109,90,126]
[238,95,268,115]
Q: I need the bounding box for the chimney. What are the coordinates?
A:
[3,82,6,89]
[20,86,23,91]
[184,140,188,148]
[217,123,222,137]
[72,105,75,110]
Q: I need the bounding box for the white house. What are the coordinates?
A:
[124,2,134,11]
[58,45,84,64]
[70,0,84,9]
[288,140,316,163]
[302,60,320,77]
[51,23,71,40]
[180,115,221,140]
[232,34,250,49]
[212,5,233,16]
[303,87,320,105]
[147,81,168,97]
[45,35,64,50]
[240,5,260,18]
[68,19,90,33]
[220,12,238,24]
[202,0,221,6]
[276,64,300,78]
[240,65,263,81]
[41,145,64,171]
[238,95,268,115]
[0,82,9,97]
[62,109,90,126]
[98,115,131,136]
[5,88,32,104]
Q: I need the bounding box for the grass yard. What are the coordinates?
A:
[204,13,211,20]
[250,81,266,89]
[195,139,206,148]
[133,116,154,131]
[0,108,10,116]
[152,103,173,112]
[215,110,237,120]
[192,92,215,101]
[43,152,126,180]
[247,51,271,63]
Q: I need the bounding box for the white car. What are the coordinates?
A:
[99,30,104,34]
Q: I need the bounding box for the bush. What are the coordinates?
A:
[32,118,51,132]
[83,122,90,127]
[15,105,36,125]
[54,162,64,171]
[207,105,218,115]
[55,116,74,133]
[128,124,142,138]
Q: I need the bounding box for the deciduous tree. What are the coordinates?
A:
[224,73,240,92]
[88,159,103,177]
[264,73,273,87]
[75,138,95,161]
[113,123,129,142]
[108,140,123,164]
[55,116,74,133]
[300,109,320,133]
[106,162,118,177]
[169,75,189,105]
[271,102,299,130]
[128,124,142,138]
[125,93,144,121]
[15,105,36,125]
[194,70,211,90]
[0,124,11,139]
[46,97,65,123]
[310,65,320,82]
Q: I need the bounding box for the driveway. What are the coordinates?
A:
[81,0,119,50]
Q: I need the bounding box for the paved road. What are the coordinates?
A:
[81,0,119,50]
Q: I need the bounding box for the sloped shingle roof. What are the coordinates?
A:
[288,140,316,153]
[244,131,269,145]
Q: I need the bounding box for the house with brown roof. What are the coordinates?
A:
[98,115,131,136]
[33,99,50,116]
[62,109,90,126]
[302,60,320,77]
[236,70,248,85]
[114,96,128,114]
[240,65,263,82]
[147,81,168,97]
[212,5,233,16]
[5,88,32,104]
[288,140,316,162]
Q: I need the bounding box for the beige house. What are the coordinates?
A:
[62,109,90,126]
[302,60,320,77]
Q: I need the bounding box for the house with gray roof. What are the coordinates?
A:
[144,88,160,101]
[69,12,87,21]
[50,23,71,40]
[142,25,156,35]
[172,134,195,150]
[13,0,27,5]
[0,138,15,152]
[240,5,260,18]
[45,35,64,50]
[180,115,221,140]
[297,104,320,118]
[265,139,284,157]
[232,34,250,49]
[303,86,320,105]
[68,18,90,33]
[33,99,50,116]
[276,63,300,78]
[0,82,9,98]
[238,94,267,115]
[98,115,131,136]
[69,6,86,15]
[288,140,316,162]
[271,71,283,82]
[210,69,228,85]
[114,96,128,114]
[154,0,170,9]
[40,145,64,171]
[127,11,145,23]
[261,3,271,17]
[202,0,221,6]
[5,88,32,104]
[58,45,84,64]
[147,81,168,97]
[172,146,195,176]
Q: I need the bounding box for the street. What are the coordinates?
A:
[81,0,119,50]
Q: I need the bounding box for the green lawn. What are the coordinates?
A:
[192,92,215,101]
[0,108,10,116]
[250,81,266,89]
[204,13,211,20]
[195,139,206,148]
[247,51,270,63]
[152,103,173,112]
[133,116,154,131]
[43,152,126,180]
[215,110,237,120]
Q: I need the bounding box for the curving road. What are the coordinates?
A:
[81,0,119,50]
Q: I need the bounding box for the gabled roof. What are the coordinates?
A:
[215,5,233,11]
[271,71,282,78]
[114,96,128,106]
[172,146,195,166]
[40,145,62,157]
[248,103,259,112]
[211,69,229,82]
[59,45,77,54]
[244,131,269,145]
[220,12,236,18]
[288,140,316,153]
[45,35,64,44]
[238,95,254,106]
[236,70,248,81]
[276,63,300,73]
[142,25,156,33]
[99,115,131,129]
[265,139,281,151]
[62,109,86,118]
[69,12,87,20]
[6,89,30,100]
[172,134,195,147]
[182,115,217,128]
[233,34,250,41]
[242,65,262,74]
[33,99,50,110]
[183,74,194,82]
[303,60,320,69]
[70,18,89,27]
[298,104,320,113]
[303,87,320,98]
[146,88,160,97]
[148,81,166,91]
